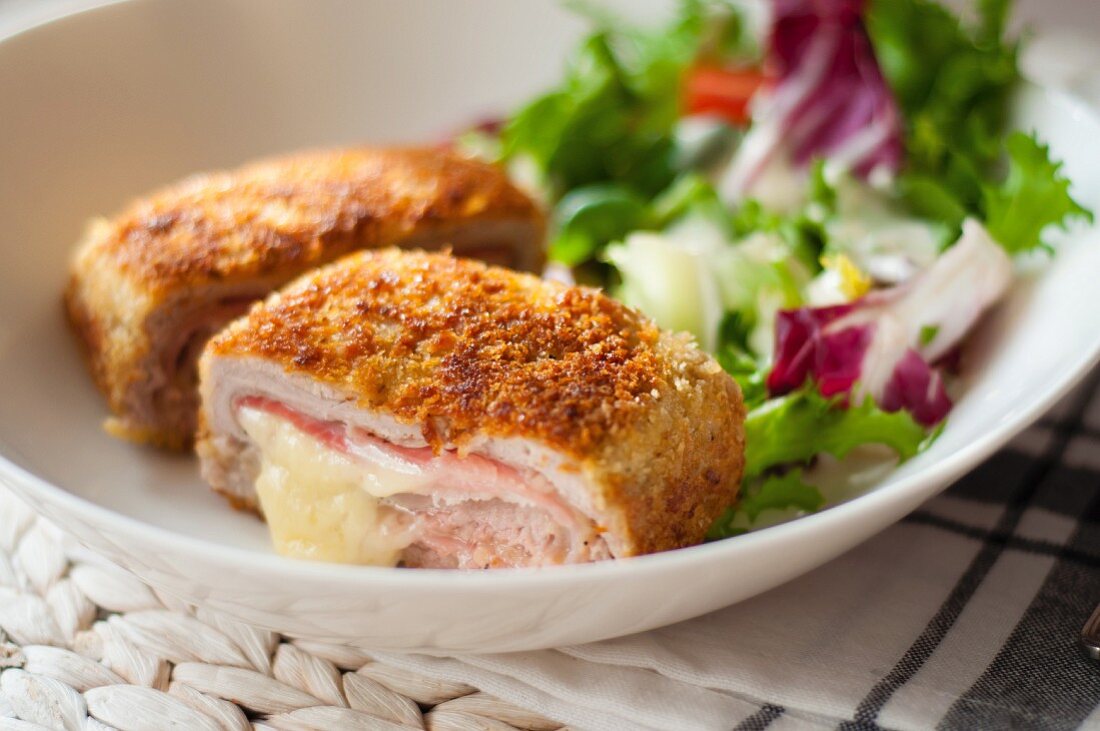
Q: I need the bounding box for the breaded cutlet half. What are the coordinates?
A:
[64,147,545,449]
[199,249,746,557]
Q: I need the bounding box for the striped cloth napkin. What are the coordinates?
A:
[379,369,1100,730]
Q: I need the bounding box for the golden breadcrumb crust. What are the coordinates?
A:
[83,146,543,290]
[64,147,545,449]
[203,249,746,556]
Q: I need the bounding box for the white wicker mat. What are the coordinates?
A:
[0,489,566,731]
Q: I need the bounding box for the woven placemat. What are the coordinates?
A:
[0,488,565,731]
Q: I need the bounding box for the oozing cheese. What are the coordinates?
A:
[237,406,421,565]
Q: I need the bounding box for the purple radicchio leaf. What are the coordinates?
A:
[880,348,953,426]
[767,303,871,398]
[766,220,1013,425]
[722,0,903,201]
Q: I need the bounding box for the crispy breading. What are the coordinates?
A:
[202,249,746,556]
[91,147,543,289]
[64,147,545,448]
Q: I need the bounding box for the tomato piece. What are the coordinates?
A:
[684,66,767,126]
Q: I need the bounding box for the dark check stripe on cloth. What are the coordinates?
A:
[836,369,1100,731]
[904,510,1100,570]
[732,704,785,731]
[938,454,1100,728]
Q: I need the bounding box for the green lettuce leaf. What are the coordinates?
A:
[707,470,824,539]
[503,1,752,209]
[503,33,676,200]
[651,173,731,230]
[983,131,1094,254]
[708,390,929,540]
[867,0,1091,253]
[507,2,753,266]
[715,312,769,409]
[865,0,1008,227]
[729,161,835,277]
[867,0,1017,196]
[551,184,653,265]
[740,470,824,523]
[743,388,927,480]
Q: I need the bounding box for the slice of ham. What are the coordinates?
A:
[229,396,610,569]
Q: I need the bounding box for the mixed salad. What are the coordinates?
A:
[459,0,1092,536]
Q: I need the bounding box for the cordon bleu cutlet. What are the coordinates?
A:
[196,249,746,569]
[64,147,545,449]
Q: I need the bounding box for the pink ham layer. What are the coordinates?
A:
[236,397,611,568]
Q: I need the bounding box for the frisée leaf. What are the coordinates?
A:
[503,2,753,204]
[707,470,824,539]
[983,131,1094,254]
[744,387,927,480]
[740,470,825,524]
[865,0,1092,252]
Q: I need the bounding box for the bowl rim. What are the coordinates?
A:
[0,0,130,44]
[1,0,1099,592]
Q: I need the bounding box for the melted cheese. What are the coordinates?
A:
[237,407,422,566]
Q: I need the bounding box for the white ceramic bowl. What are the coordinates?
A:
[0,0,1098,653]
